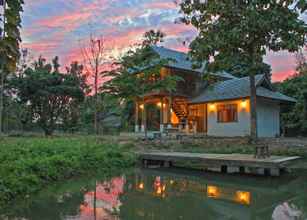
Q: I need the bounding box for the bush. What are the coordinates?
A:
[0,136,136,206]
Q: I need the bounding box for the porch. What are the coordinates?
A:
[134,93,208,134]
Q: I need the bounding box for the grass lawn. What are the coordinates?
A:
[0,136,136,206]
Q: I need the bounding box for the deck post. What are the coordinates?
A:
[135,101,139,132]
[143,159,148,168]
[270,168,280,177]
[163,161,171,168]
[141,102,146,132]
[167,96,172,129]
[160,97,164,132]
[221,165,228,173]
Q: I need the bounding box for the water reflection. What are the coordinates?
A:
[78,177,125,220]
[1,169,307,220]
[272,202,304,220]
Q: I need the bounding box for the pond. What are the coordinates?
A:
[1,168,307,220]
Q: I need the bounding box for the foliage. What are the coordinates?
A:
[180,0,307,139]
[105,30,182,101]
[180,0,307,74]
[80,94,123,133]
[0,0,24,72]
[10,57,85,136]
[0,136,136,206]
[62,62,89,133]
[276,52,307,135]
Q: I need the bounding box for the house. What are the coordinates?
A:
[134,46,296,138]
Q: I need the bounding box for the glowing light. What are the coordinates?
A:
[162,184,166,192]
[209,103,216,111]
[156,186,162,195]
[138,183,144,190]
[139,104,144,110]
[163,103,166,108]
[157,102,162,108]
[170,180,174,185]
[241,100,247,108]
[236,191,251,205]
[207,185,219,198]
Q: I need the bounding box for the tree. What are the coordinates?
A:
[105,30,182,136]
[180,0,307,140]
[11,57,85,136]
[62,62,89,133]
[277,51,307,136]
[0,0,24,135]
[80,35,110,135]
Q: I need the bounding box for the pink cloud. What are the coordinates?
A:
[144,2,177,10]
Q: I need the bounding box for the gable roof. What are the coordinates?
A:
[209,71,239,80]
[151,46,206,73]
[189,74,296,104]
[152,46,237,80]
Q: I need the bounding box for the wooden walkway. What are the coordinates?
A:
[139,152,301,176]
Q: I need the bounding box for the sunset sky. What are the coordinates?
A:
[21,0,307,82]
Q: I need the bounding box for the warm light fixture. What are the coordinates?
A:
[209,103,216,111]
[157,102,162,108]
[207,185,219,198]
[236,191,251,205]
[139,104,144,110]
[138,182,144,190]
[241,99,247,108]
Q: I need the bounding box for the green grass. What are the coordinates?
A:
[0,136,136,206]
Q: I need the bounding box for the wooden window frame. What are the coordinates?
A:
[217,104,238,123]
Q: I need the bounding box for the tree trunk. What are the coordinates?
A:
[44,128,54,137]
[250,74,258,141]
[94,59,99,135]
[304,92,307,121]
[0,68,4,136]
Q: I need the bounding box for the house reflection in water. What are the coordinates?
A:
[79,176,125,220]
[135,175,251,206]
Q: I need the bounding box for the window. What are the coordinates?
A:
[217,104,238,123]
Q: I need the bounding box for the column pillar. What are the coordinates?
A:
[141,102,146,132]
[160,97,164,132]
[135,101,139,133]
[167,96,172,129]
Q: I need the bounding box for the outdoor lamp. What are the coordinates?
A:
[209,103,216,111]
[241,99,247,109]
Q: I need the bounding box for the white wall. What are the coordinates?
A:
[257,99,280,138]
[207,99,251,137]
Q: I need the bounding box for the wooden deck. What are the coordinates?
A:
[139,152,301,176]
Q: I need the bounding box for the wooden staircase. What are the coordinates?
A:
[172,99,188,120]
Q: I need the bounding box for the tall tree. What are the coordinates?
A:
[277,51,307,136]
[0,0,24,135]
[180,0,307,140]
[11,57,85,136]
[81,35,110,135]
[62,61,89,133]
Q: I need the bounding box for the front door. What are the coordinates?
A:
[188,104,207,133]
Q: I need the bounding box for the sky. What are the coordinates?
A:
[21,0,307,82]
